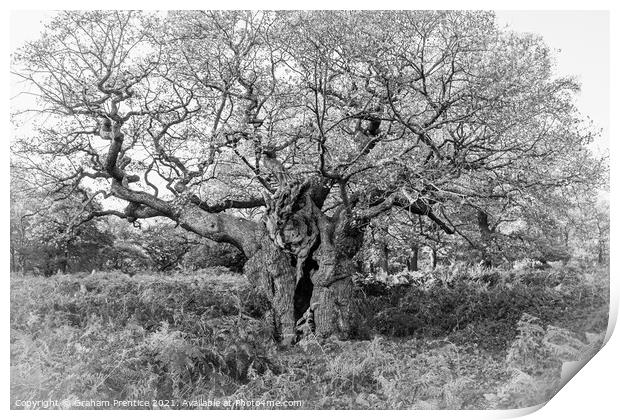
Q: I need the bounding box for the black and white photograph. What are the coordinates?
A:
[8,7,612,412]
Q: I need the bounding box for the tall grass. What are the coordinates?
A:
[10,264,608,409]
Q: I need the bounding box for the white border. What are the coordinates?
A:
[3,2,617,420]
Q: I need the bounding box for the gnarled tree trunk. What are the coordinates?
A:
[259,178,363,341]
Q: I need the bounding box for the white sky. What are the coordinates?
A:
[495,11,610,151]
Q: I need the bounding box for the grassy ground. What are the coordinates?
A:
[10,265,609,409]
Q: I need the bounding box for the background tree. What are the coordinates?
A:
[10,177,114,275]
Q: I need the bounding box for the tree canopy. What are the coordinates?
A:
[12,11,603,236]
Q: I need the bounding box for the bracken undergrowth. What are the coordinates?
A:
[10,264,608,409]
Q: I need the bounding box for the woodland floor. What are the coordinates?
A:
[10,264,609,409]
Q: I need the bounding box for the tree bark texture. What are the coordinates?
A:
[260,178,364,341]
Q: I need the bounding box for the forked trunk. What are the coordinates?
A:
[244,219,360,344]
[256,179,364,343]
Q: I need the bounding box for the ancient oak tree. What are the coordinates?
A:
[12,11,600,344]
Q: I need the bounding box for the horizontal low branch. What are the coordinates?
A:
[109,180,259,252]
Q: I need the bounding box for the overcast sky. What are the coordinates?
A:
[11,10,610,150]
[495,11,609,151]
